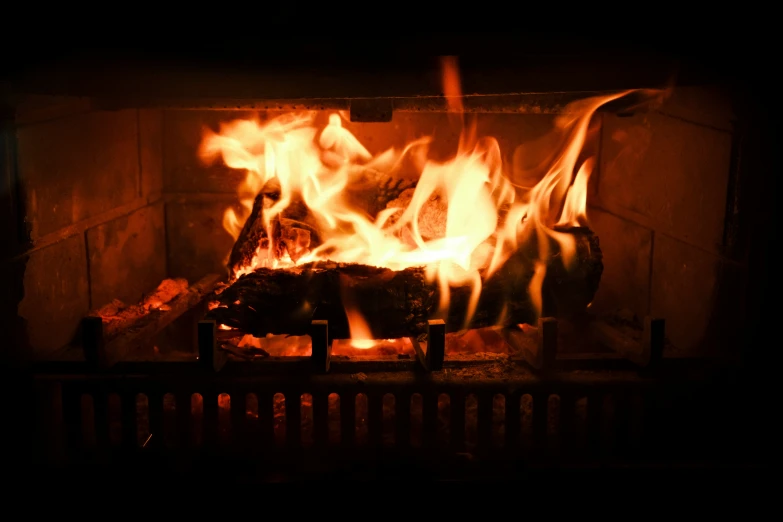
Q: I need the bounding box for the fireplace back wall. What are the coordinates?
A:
[3,86,741,362]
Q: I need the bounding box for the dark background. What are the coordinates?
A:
[1,32,772,91]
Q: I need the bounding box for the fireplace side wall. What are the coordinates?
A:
[6,97,167,359]
[587,87,741,356]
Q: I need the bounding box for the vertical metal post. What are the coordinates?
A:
[82,316,106,368]
[426,319,445,371]
[538,317,558,372]
[310,320,330,372]
[198,320,225,372]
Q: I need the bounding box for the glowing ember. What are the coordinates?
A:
[219,334,415,358]
[199,63,635,348]
[340,273,375,348]
[90,278,189,338]
[232,333,311,357]
[331,338,414,357]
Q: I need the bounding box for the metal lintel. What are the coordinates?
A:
[76,90,666,115]
[349,98,393,122]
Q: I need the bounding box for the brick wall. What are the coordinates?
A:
[7,98,166,358]
[587,87,742,356]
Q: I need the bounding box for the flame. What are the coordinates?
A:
[558,157,593,228]
[528,260,547,319]
[346,312,375,349]
[340,274,375,349]
[200,80,635,346]
[441,56,463,112]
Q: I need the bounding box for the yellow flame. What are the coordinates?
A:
[441,56,463,112]
[558,157,594,228]
[339,274,375,349]
[528,261,548,320]
[199,84,635,346]
[223,207,243,240]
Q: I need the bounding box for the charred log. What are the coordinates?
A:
[348,169,418,217]
[207,227,602,341]
[228,191,267,273]
[228,178,322,275]
[230,168,421,275]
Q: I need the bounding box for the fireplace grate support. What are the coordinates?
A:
[30,352,730,476]
[191,316,664,375]
[28,310,733,476]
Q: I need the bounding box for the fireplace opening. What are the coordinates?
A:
[1,39,773,479]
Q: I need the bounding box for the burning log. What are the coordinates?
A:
[228,191,268,271]
[82,274,223,367]
[385,188,447,246]
[89,278,190,341]
[206,227,602,341]
[229,174,415,276]
[228,178,323,273]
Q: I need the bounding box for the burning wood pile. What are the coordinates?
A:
[89,278,189,341]
[200,86,630,355]
[208,232,601,342]
[82,275,222,365]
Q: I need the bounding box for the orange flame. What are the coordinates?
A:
[200,79,634,345]
[340,274,375,349]
[441,56,464,116]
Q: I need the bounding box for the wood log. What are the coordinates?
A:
[101,274,223,365]
[44,274,224,365]
[88,278,190,341]
[206,227,602,341]
[228,179,322,275]
[229,191,267,272]
[229,173,415,276]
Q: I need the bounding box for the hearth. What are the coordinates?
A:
[1,37,772,480]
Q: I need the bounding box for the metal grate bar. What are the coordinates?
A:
[505,392,521,453]
[175,391,191,450]
[341,392,355,448]
[258,391,275,452]
[147,390,164,450]
[477,393,493,451]
[286,392,302,448]
[368,392,383,447]
[202,391,219,448]
[231,391,247,450]
[450,391,465,452]
[395,392,411,450]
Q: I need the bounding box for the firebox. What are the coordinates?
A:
[1,37,772,481]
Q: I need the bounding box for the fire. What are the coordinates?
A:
[340,274,375,349]
[441,56,464,117]
[199,69,634,348]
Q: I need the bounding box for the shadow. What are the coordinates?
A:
[1,107,31,366]
[0,101,37,486]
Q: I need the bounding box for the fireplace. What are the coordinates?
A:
[1,37,773,481]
